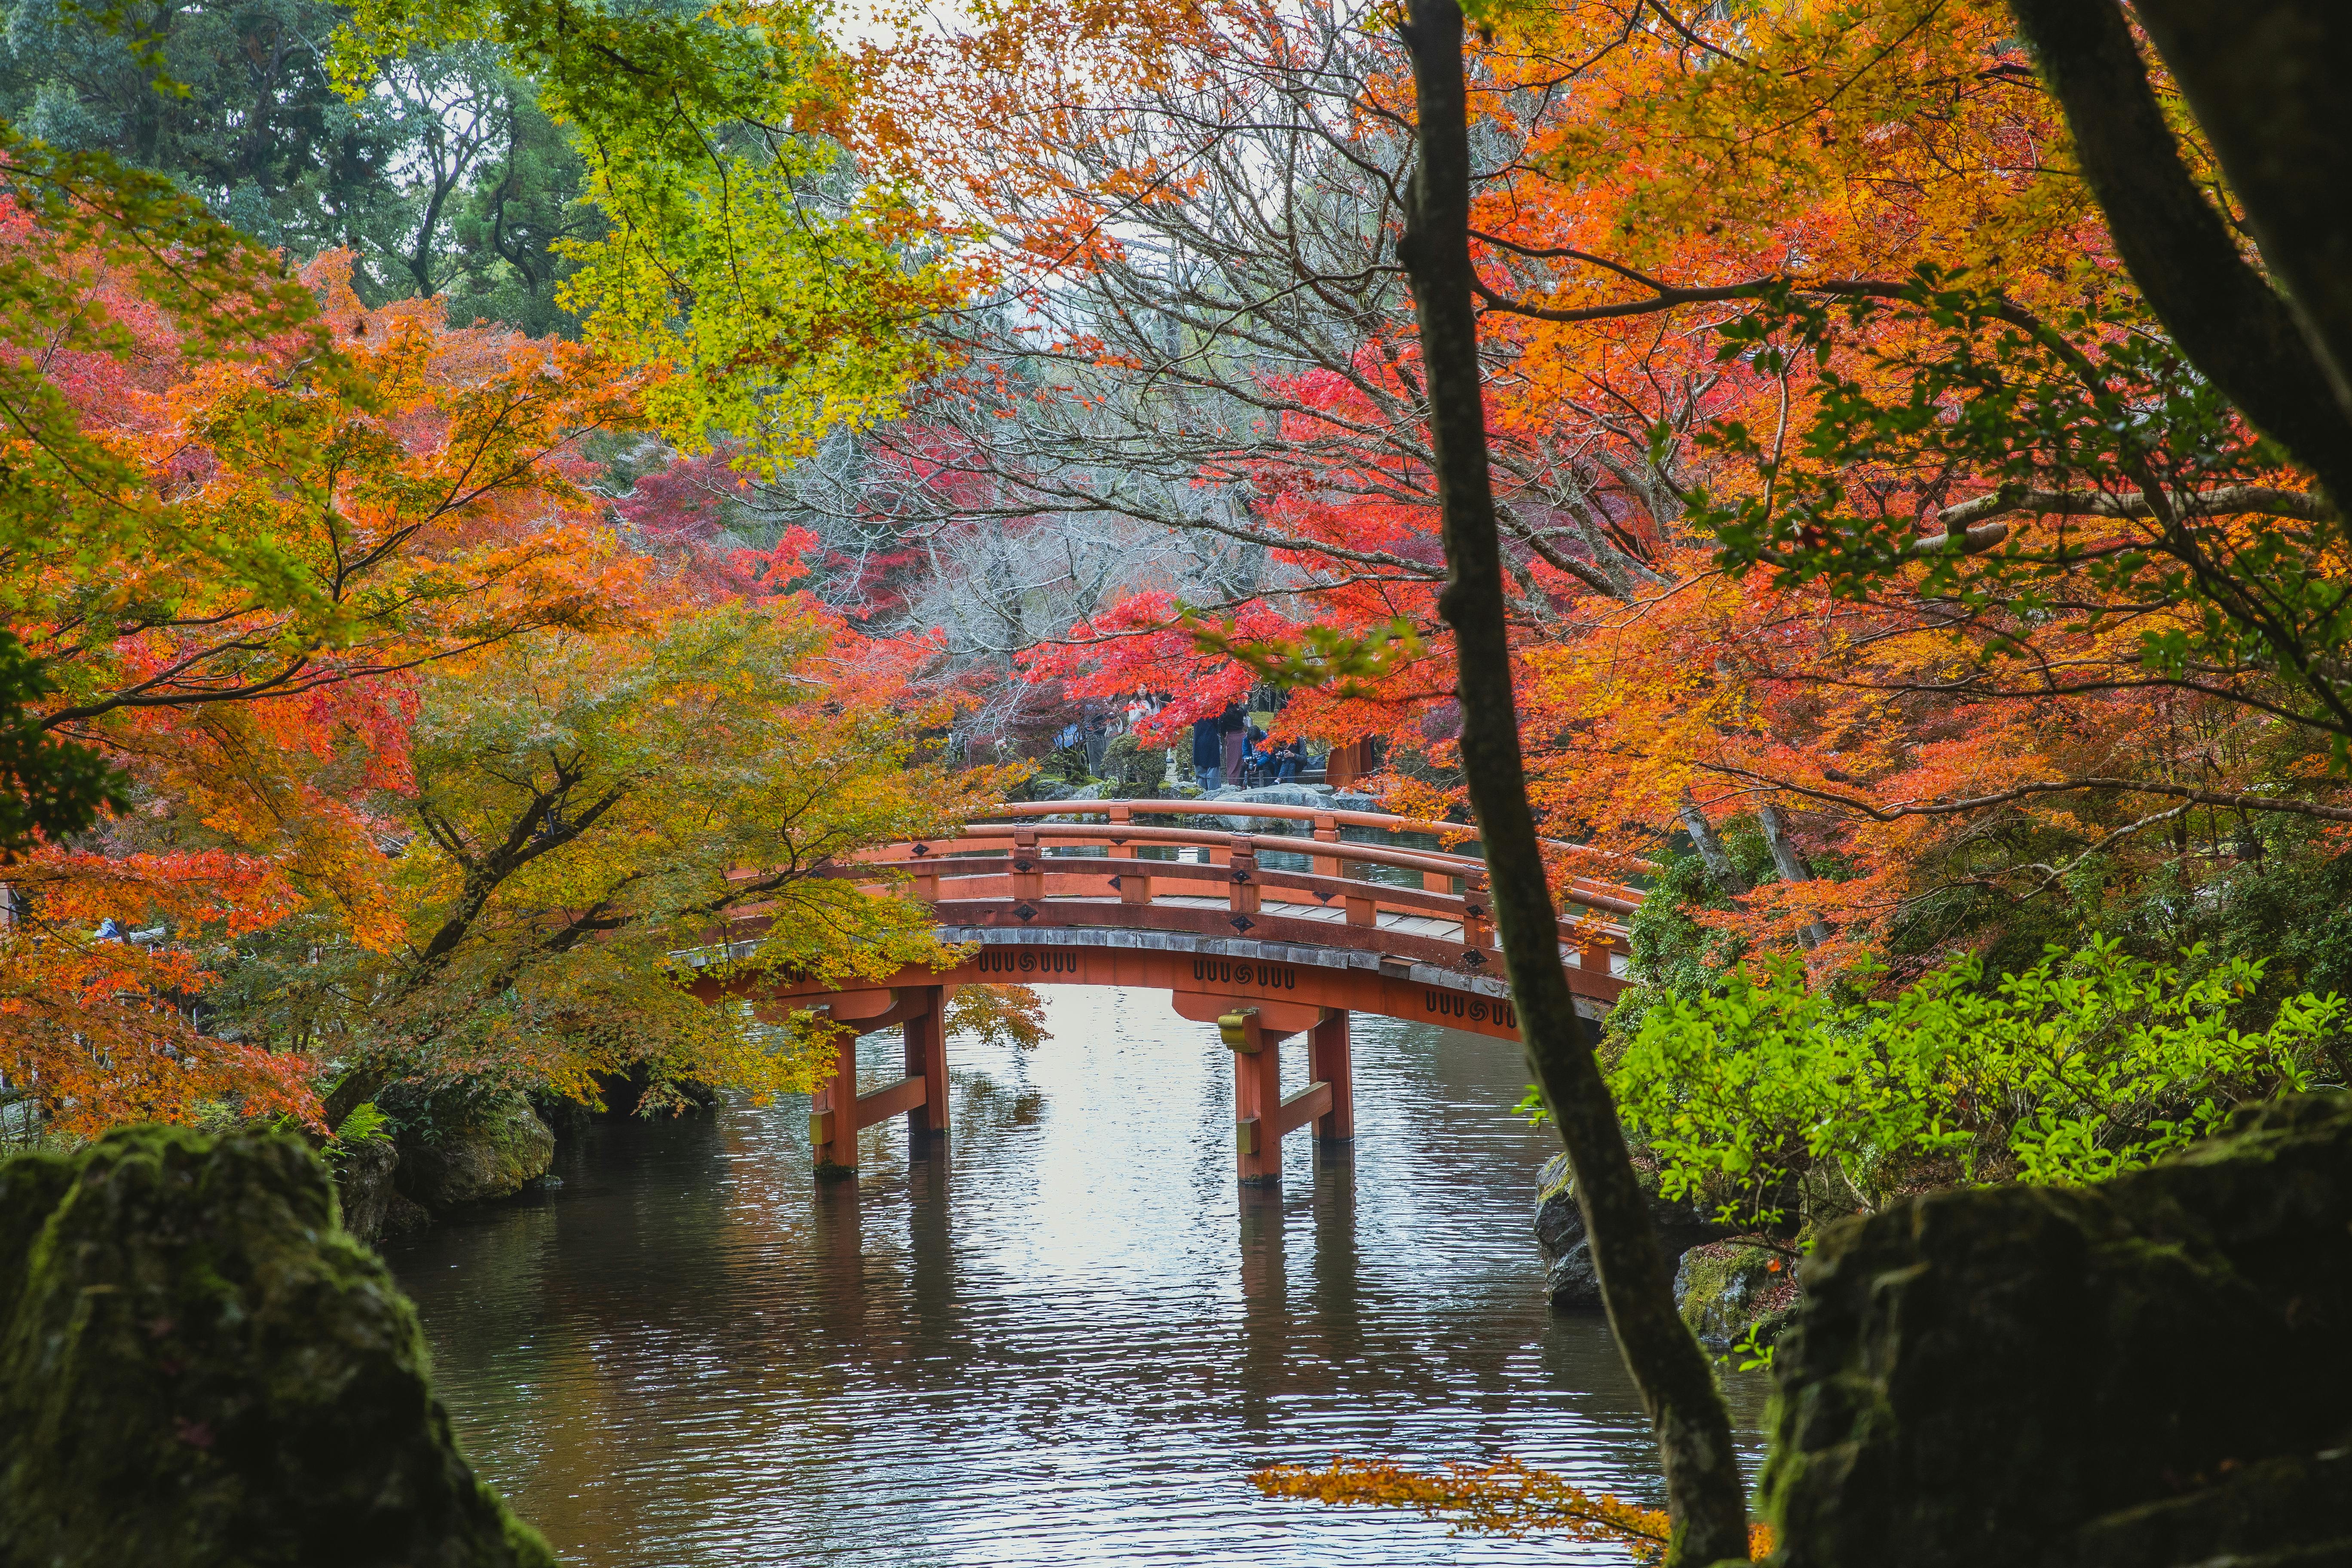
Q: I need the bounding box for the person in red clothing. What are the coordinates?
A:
[1216,704,1247,792]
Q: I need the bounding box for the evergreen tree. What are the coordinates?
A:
[0,0,590,328]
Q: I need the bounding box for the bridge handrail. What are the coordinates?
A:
[977,799,1658,877]
[935,824,1479,879]
[854,821,1642,919]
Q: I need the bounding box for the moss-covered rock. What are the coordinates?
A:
[0,1125,554,1568]
[1672,1241,1795,1350]
[396,1095,554,1209]
[333,1135,401,1245]
[1761,1092,2352,1568]
[1534,1151,1736,1310]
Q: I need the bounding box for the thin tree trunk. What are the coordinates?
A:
[1756,802,1830,948]
[1678,793,1750,897]
[1391,2,1750,1560]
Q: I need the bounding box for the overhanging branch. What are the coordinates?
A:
[1704,764,2352,824]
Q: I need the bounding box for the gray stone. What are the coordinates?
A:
[331,1135,400,1245]
[1534,1152,1737,1310]
[0,1126,553,1568]
[1188,783,1379,818]
[382,1189,431,1237]
[1762,1092,2352,1568]
[396,1095,554,1210]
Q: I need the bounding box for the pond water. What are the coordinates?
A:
[383,985,1769,1566]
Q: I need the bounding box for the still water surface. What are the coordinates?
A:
[385,986,1768,1565]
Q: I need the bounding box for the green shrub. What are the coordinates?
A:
[323,1101,395,1168]
[1608,937,2346,1230]
[1101,732,1168,795]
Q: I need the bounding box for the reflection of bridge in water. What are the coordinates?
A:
[686,801,1645,1188]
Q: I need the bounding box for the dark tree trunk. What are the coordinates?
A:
[2128,1,2352,433]
[2005,0,2352,507]
[1390,1,1750,1560]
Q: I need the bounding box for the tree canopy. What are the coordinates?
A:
[0,3,2348,1557]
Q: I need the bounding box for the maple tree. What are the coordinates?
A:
[875,0,2350,975]
[304,598,1001,1124]
[0,205,992,1136]
[0,240,639,1134]
[1464,1,2347,993]
[0,0,1057,1145]
[0,142,333,1133]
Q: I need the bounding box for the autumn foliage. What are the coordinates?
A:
[0,227,997,1135]
[861,0,2347,992]
[1252,1454,1773,1559]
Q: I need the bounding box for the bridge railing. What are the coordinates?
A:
[977,800,1651,900]
[820,801,1644,979]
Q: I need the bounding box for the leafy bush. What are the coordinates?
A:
[1608,938,2346,1230]
[322,1101,395,1168]
[1100,733,1169,795]
[1602,849,1760,1050]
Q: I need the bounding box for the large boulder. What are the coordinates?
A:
[1762,1092,2352,1568]
[1535,1152,1737,1309]
[396,1095,554,1209]
[0,1125,553,1568]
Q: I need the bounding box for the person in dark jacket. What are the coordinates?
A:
[1191,714,1223,792]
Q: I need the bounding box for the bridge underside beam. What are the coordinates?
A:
[1274,1080,1333,1137]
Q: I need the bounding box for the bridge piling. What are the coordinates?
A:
[811,987,945,1176]
[1222,1005,1354,1186]
[1225,1008,1286,1186]
[1308,1011,1353,1143]
[812,1026,862,1177]
[903,984,949,1146]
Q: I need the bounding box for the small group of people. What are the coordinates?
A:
[1187,704,1306,793]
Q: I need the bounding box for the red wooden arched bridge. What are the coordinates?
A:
[685,801,1648,1187]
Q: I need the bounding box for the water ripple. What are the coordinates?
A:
[385,986,1767,1566]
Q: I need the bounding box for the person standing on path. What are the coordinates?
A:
[1218,704,1248,793]
[1191,714,1223,792]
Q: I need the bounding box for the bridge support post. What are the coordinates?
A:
[1308,1011,1353,1143]
[1223,1005,1349,1187]
[1224,1008,1286,1187]
[812,1029,861,1177]
[903,984,949,1146]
